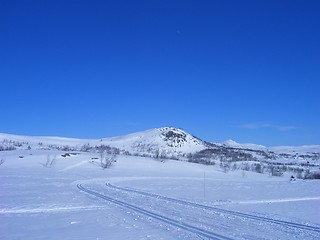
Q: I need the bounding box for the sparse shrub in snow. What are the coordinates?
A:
[0,157,5,166]
[254,163,262,173]
[222,162,230,173]
[0,145,16,151]
[95,144,120,155]
[268,164,284,177]
[41,154,56,168]
[80,143,91,152]
[232,163,237,171]
[123,150,130,155]
[304,172,320,179]
[96,145,118,169]
[0,139,18,151]
[241,162,250,171]
[251,162,266,174]
[99,152,116,169]
[296,169,304,179]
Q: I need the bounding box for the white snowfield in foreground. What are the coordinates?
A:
[1,150,320,240]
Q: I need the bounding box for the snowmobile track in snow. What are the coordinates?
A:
[106,183,320,233]
[77,184,233,240]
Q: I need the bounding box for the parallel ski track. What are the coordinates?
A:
[77,184,233,240]
[106,183,320,233]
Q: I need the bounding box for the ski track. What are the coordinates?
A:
[59,160,89,172]
[77,184,233,240]
[0,205,107,214]
[106,183,320,233]
[236,197,320,204]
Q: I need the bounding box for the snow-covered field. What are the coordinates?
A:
[1,150,320,240]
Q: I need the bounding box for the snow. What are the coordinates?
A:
[222,139,267,150]
[270,145,320,153]
[104,127,206,154]
[1,149,320,240]
[1,129,320,239]
[2,128,319,157]
[222,139,320,154]
[0,127,207,157]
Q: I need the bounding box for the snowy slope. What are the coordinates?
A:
[0,127,207,157]
[222,139,267,150]
[1,127,319,160]
[0,132,92,147]
[103,127,206,156]
[270,145,320,154]
[1,149,320,240]
[222,139,320,153]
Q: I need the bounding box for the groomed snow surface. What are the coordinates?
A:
[1,150,320,240]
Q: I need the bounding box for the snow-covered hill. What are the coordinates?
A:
[1,127,319,164]
[104,127,206,157]
[222,139,267,150]
[221,139,320,154]
[0,127,207,158]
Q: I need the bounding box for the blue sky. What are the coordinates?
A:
[0,0,319,146]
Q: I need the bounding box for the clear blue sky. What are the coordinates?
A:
[1,0,319,146]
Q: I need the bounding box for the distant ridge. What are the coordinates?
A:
[1,127,319,158]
